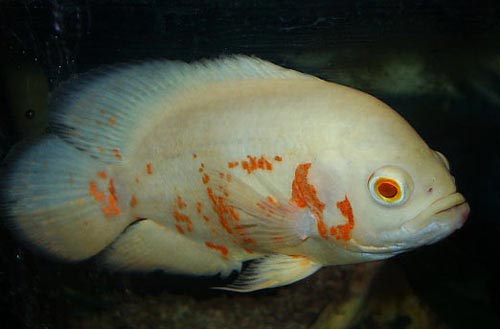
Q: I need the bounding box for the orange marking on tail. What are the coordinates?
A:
[228,161,239,168]
[202,173,210,184]
[107,116,118,126]
[274,155,283,162]
[146,163,153,175]
[205,241,229,257]
[97,171,107,180]
[112,148,122,160]
[196,201,203,214]
[89,181,106,202]
[291,163,328,239]
[330,196,355,241]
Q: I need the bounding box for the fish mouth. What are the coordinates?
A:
[350,192,469,254]
[401,192,469,238]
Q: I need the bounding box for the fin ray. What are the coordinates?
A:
[1,136,134,261]
[217,254,321,292]
[50,56,313,163]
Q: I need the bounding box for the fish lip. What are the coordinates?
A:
[348,192,469,254]
[401,192,468,234]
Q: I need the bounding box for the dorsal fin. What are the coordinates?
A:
[49,56,315,163]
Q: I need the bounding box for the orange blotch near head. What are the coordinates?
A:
[291,163,328,239]
[205,241,229,258]
[330,196,355,241]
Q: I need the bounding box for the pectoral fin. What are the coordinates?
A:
[216,254,322,292]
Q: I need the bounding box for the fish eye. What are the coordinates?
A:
[368,166,413,206]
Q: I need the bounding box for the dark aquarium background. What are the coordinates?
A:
[1,1,499,328]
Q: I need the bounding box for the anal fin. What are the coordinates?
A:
[217,254,322,292]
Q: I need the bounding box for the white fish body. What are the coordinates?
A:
[1,56,469,292]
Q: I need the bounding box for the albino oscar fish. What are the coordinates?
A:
[0,56,470,292]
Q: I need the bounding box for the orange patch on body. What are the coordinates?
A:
[266,196,279,206]
[97,171,107,180]
[205,241,229,257]
[176,195,187,209]
[146,163,153,175]
[240,155,274,174]
[173,210,193,232]
[330,196,355,241]
[291,163,328,239]
[206,187,240,234]
[202,173,210,184]
[130,195,138,207]
[175,223,185,234]
[102,179,121,217]
[89,181,106,202]
[228,161,239,168]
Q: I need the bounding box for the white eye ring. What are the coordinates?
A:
[368,166,413,207]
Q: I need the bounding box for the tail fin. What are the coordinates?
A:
[1,135,134,261]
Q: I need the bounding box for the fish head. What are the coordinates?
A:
[309,98,469,260]
[348,152,469,255]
